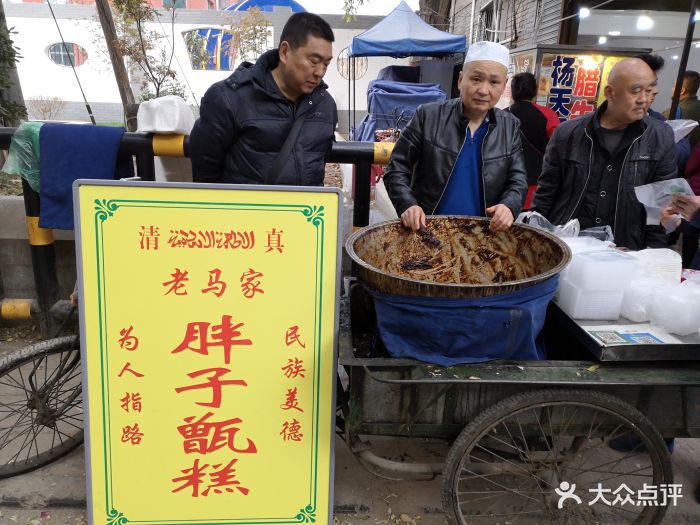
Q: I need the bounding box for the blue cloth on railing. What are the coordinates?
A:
[39,124,126,230]
[367,276,559,366]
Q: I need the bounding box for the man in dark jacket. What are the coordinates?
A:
[664,70,700,148]
[189,13,337,186]
[384,41,527,231]
[532,58,677,250]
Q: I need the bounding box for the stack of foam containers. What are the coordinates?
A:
[629,248,682,282]
[556,248,637,320]
[555,237,610,301]
[621,249,682,323]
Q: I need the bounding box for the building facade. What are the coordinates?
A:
[450,0,563,48]
[4,2,404,129]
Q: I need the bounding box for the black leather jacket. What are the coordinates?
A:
[383,98,527,219]
[532,103,677,250]
[190,49,337,186]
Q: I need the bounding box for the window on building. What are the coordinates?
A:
[47,43,88,67]
[479,2,495,42]
[183,28,235,71]
[163,0,186,8]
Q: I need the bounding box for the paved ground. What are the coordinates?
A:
[1,332,700,524]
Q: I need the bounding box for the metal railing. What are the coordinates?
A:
[0,127,395,335]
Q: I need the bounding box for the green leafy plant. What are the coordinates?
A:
[111,0,184,100]
[0,26,27,125]
[228,7,272,64]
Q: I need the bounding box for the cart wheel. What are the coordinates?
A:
[442,389,672,525]
[0,336,83,478]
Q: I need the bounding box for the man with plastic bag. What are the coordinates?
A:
[532,58,677,250]
[189,13,336,186]
[383,41,527,232]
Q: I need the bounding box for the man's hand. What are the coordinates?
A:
[660,206,681,233]
[485,204,514,231]
[671,193,700,221]
[400,205,426,231]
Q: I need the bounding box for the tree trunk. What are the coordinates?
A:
[95,0,137,131]
[419,0,452,31]
[0,0,26,127]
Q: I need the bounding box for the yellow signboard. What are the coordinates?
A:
[74,181,341,525]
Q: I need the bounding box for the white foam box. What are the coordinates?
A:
[560,238,612,280]
[631,248,682,283]
[556,278,624,320]
[566,249,637,291]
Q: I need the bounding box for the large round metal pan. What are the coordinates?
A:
[345,216,571,298]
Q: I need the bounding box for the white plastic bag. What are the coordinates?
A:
[516,211,580,237]
[621,278,666,323]
[137,95,195,134]
[579,225,614,242]
[649,284,700,336]
[371,178,398,223]
[665,119,698,143]
[634,178,694,225]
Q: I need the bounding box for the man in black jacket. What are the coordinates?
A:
[383,41,527,232]
[532,58,677,250]
[189,13,337,186]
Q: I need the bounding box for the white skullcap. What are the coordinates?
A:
[464,41,510,69]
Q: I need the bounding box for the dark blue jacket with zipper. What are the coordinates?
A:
[532,102,677,250]
[189,49,337,186]
[383,98,527,220]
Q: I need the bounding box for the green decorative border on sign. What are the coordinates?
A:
[107,508,129,525]
[92,198,329,524]
[294,505,316,523]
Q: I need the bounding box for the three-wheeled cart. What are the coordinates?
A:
[338,278,700,524]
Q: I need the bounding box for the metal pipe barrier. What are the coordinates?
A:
[0,127,394,336]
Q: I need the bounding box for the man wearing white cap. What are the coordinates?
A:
[384,41,527,231]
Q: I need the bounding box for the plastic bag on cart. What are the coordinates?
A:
[649,284,700,336]
[516,211,580,237]
[579,225,614,242]
[621,277,666,322]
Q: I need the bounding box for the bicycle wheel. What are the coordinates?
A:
[442,389,673,525]
[0,335,84,478]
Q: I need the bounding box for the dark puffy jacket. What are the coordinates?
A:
[383,98,527,220]
[532,104,677,250]
[190,49,337,186]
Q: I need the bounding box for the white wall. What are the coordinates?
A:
[10,17,123,105]
[8,12,411,121]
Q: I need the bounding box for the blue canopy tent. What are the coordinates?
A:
[224,0,306,12]
[346,1,466,134]
[348,1,465,58]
